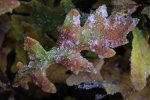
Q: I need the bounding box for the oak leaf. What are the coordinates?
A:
[15,4,138,93]
[56,4,138,73]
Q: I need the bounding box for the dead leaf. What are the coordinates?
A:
[56,4,138,73]
[0,0,20,15]
[30,71,56,93]
[66,59,103,86]
[14,5,138,93]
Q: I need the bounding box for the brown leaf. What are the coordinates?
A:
[97,56,133,99]
[30,71,56,93]
[0,0,20,15]
[14,5,138,94]
[66,59,104,86]
[56,5,138,73]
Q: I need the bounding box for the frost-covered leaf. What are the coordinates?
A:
[0,0,20,15]
[57,4,138,73]
[15,5,138,93]
[30,71,56,93]
[66,59,103,86]
[131,28,150,91]
[6,0,74,74]
[142,6,150,19]
[14,37,57,93]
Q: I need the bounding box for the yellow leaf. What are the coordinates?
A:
[131,28,150,90]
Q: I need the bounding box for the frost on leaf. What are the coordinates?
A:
[77,81,103,90]
[14,37,56,93]
[131,28,150,91]
[66,59,103,86]
[15,5,138,93]
[0,0,20,15]
[57,4,138,74]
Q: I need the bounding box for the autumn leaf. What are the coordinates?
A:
[131,28,150,91]
[66,59,103,86]
[30,71,56,93]
[6,0,75,74]
[56,4,138,73]
[14,38,57,93]
[75,56,149,100]
[14,5,138,93]
[0,0,20,15]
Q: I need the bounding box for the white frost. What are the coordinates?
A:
[77,81,103,90]
[87,14,96,28]
[73,15,80,26]
[96,5,108,18]
[88,14,96,23]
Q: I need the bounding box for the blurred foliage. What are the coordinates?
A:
[0,0,150,100]
[0,0,20,15]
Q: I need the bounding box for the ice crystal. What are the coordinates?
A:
[77,81,103,90]
[96,5,108,17]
